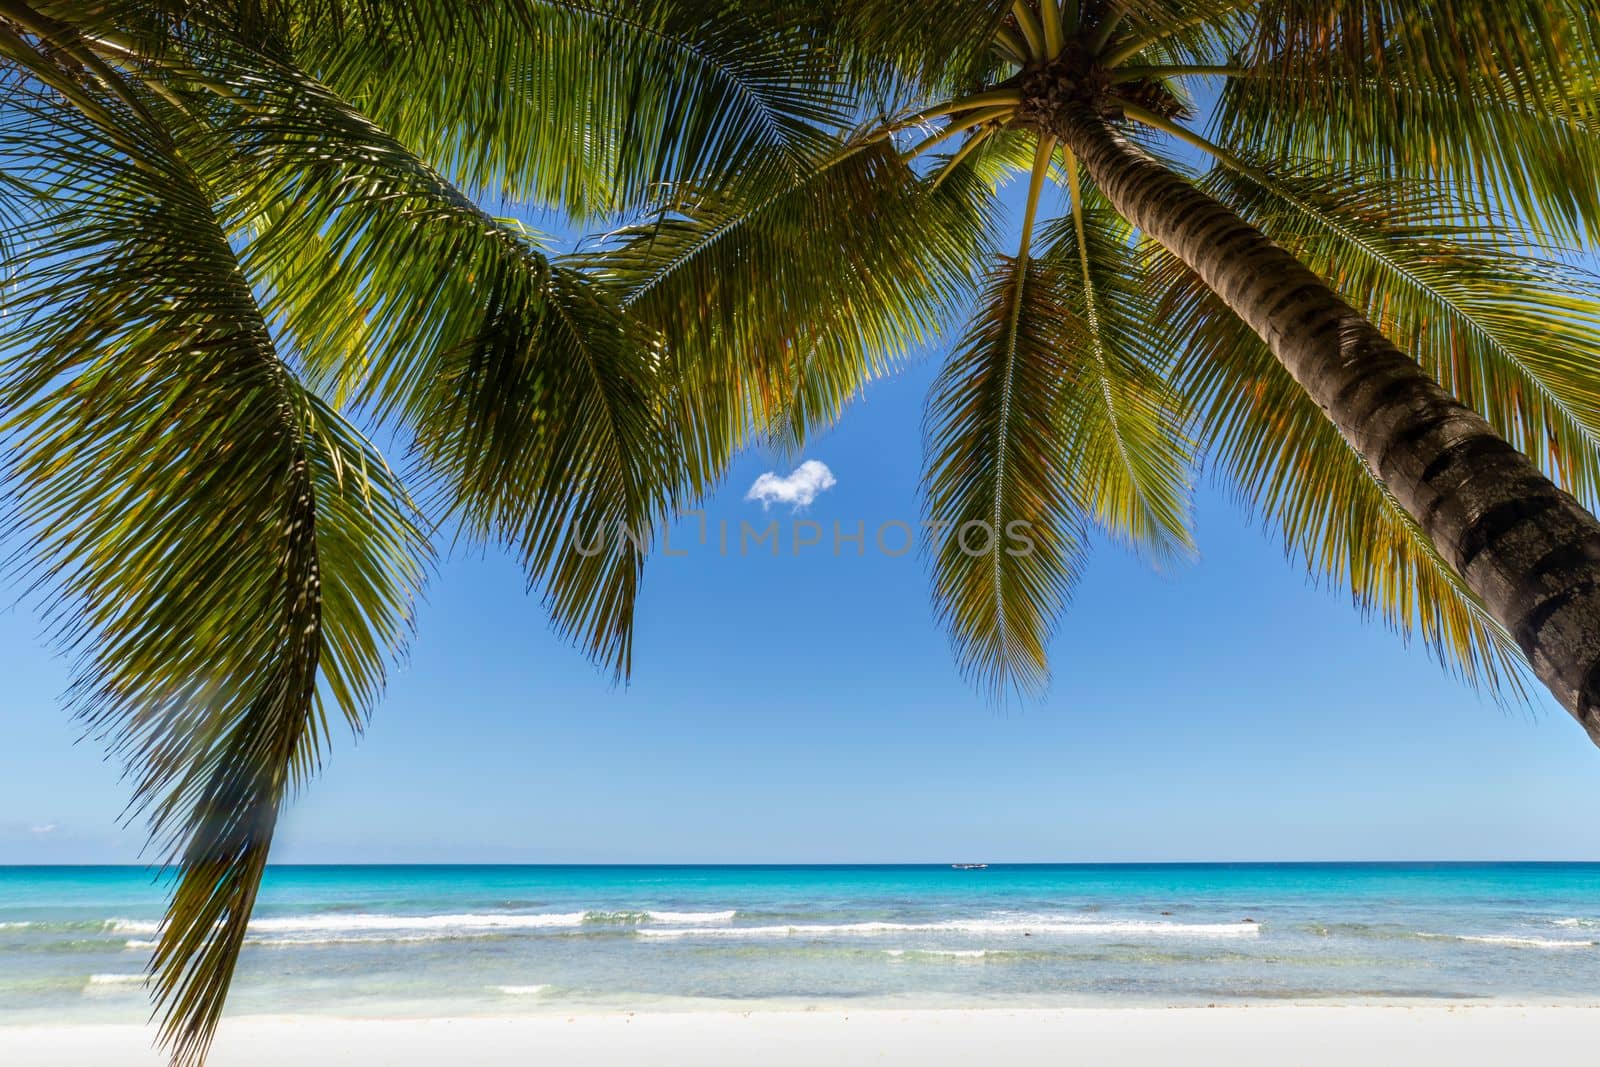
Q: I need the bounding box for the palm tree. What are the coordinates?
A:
[3,0,1599,1062]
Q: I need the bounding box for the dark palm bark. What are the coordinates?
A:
[1045,102,1600,745]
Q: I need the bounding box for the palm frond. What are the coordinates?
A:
[589,136,993,486]
[293,0,854,217]
[1037,159,1195,560]
[1212,0,1600,241]
[924,138,1084,699]
[924,250,1093,699]
[204,53,678,674]
[1100,0,1260,68]
[810,0,1012,99]
[1200,159,1600,508]
[0,57,427,1066]
[408,265,672,675]
[1151,252,1533,698]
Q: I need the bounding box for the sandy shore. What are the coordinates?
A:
[4,1006,1598,1065]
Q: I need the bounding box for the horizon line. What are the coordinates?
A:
[4,858,1600,869]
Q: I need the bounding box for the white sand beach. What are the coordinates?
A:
[5,1006,1598,1066]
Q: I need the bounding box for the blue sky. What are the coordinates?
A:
[6,338,1600,864]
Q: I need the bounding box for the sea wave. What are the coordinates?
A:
[494,984,552,996]
[110,909,737,941]
[86,974,145,986]
[1412,931,1596,950]
[637,918,1261,940]
[643,910,738,925]
[1451,934,1596,950]
[253,912,590,933]
[252,933,500,948]
[109,914,580,938]
[885,948,991,959]
[5,919,149,934]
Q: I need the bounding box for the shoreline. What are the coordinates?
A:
[6,1005,1600,1065]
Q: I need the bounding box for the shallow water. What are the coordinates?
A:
[4,864,1599,1023]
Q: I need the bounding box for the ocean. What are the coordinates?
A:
[3,864,1599,1024]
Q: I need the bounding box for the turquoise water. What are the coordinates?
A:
[4,864,1600,1023]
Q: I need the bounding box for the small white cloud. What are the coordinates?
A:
[29,824,56,835]
[745,460,837,511]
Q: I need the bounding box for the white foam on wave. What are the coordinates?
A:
[87,974,146,986]
[254,912,590,933]
[113,908,739,948]
[1453,934,1596,950]
[115,913,585,937]
[494,984,552,996]
[885,948,990,959]
[579,910,738,925]
[116,908,734,941]
[113,910,1255,948]
[1552,918,1600,929]
[637,917,1260,940]
[255,933,469,948]
[645,910,737,924]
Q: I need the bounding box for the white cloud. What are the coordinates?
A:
[29,824,56,835]
[745,460,837,511]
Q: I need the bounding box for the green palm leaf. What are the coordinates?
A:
[209,52,678,674]
[298,0,855,217]
[1100,0,1258,68]
[1036,166,1195,561]
[1212,0,1600,241]
[0,53,427,1066]
[809,0,1013,98]
[590,136,992,486]
[1201,160,1600,507]
[925,249,1093,698]
[925,133,1064,699]
[1153,254,1532,697]
[923,130,1195,699]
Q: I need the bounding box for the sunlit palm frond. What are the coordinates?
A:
[1201,160,1600,508]
[1212,0,1600,242]
[754,131,1019,459]
[1152,253,1533,698]
[0,59,427,1067]
[1100,0,1260,68]
[411,265,673,675]
[292,0,853,217]
[1036,163,1195,561]
[812,0,1012,99]
[924,136,1073,699]
[937,125,1044,191]
[590,136,992,488]
[204,52,679,675]
[924,249,1093,699]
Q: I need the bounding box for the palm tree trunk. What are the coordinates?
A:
[1049,103,1600,746]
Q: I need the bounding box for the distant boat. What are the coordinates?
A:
[951,863,988,870]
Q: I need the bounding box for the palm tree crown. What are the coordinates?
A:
[2,1,1599,1062]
